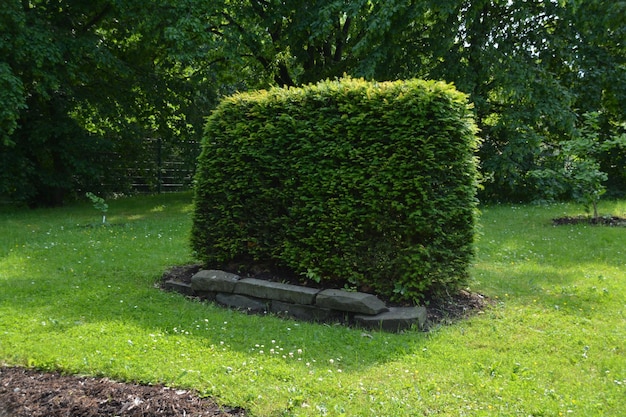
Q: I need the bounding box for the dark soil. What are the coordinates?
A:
[1,265,492,417]
[0,366,246,417]
[552,215,626,227]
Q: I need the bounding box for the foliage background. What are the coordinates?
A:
[1,0,625,206]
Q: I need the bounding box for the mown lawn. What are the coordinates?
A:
[1,193,624,416]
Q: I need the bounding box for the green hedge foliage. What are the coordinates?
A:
[191,78,480,302]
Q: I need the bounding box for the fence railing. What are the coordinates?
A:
[101,138,201,195]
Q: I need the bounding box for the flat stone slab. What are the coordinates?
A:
[164,268,429,332]
[215,293,268,313]
[271,300,337,322]
[355,306,427,332]
[235,278,320,305]
[315,289,388,315]
[163,280,195,296]
[191,270,240,293]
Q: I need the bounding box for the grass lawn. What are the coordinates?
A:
[1,192,624,416]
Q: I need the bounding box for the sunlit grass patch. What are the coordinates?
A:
[1,193,625,416]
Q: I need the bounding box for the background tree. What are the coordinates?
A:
[556,0,626,196]
[208,0,625,201]
[1,0,624,205]
[0,0,224,206]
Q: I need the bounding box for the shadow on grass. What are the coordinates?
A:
[0,266,430,378]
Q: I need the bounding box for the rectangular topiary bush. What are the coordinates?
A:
[191,77,480,303]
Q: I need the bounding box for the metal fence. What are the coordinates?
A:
[102,138,201,195]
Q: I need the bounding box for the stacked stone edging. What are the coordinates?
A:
[164,269,427,332]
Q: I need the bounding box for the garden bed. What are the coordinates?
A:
[160,264,491,329]
[0,366,245,417]
[552,215,626,226]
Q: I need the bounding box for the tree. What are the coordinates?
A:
[406,0,625,202]
[555,0,626,196]
[2,1,624,205]
[533,111,626,218]
[206,0,446,86]
[209,0,625,201]
[0,0,224,206]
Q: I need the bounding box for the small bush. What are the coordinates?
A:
[191,78,480,302]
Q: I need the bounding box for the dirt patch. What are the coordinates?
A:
[552,215,626,227]
[0,366,246,417]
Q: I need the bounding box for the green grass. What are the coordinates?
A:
[1,193,625,416]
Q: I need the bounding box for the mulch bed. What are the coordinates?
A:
[0,366,245,417]
[552,215,626,227]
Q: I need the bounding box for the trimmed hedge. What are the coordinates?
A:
[191,78,480,302]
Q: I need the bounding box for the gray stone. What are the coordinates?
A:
[215,293,268,313]
[194,290,217,301]
[191,270,240,293]
[270,300,337,322]
[315,289,389,315]
[354,306,427,332]
[235,278,320,305]
[163,280,195,296]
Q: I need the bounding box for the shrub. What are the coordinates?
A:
[191,78,480,302]
[530,111,626,217]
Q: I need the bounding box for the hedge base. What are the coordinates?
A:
[163,269,427,332]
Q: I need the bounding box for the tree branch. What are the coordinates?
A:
[334,16,351,62]
[81,3,113,33]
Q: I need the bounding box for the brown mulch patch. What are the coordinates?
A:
[552,215,626,227]
[0,366,246,417]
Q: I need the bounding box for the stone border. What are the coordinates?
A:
[163,270,427,332]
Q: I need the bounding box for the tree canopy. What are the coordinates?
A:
[1,0,624,205]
